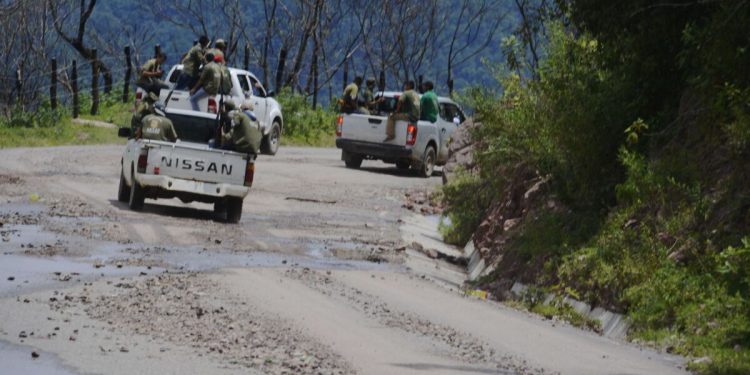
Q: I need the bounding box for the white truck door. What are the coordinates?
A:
[436,104,455,162]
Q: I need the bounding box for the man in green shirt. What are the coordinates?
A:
[220,100,262,154]
[419,81,439,123]
[176,35,210,90]
[189,53,221,111]
[139,108,178,142]
[340,76,362,114]
[136,53,168,95]
[384,81,420,142]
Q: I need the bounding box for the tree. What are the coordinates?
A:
[49,0,114,93]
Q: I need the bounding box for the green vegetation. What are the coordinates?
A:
[441,3,750,373]
[1,88,338,149]
[506,286,602,333]
[275,88,337,147]
[0,94,124,148]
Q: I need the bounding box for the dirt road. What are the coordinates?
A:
[0,145,687,374]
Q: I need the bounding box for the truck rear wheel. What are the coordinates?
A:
[118,168,129,202]
[128,169,145,210]
[226,197,243,223]
[417,146,436,178]
[261,121,281,155]
[344,153,363,169]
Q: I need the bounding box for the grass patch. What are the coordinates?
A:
[506,286,602,332]
[0,119,122,148]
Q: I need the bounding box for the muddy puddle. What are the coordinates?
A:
[0,341,79,375]
[1,222,393,298]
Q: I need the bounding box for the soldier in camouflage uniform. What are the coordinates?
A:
[207,39,227,62]
[140,107,178,142]
[220,100,262,154]
[340,76,362,114]
[384,81,420,142]
[136,53,168,95]
[189,53,221,111]
[131,92,159,135]
[176,35,210,90]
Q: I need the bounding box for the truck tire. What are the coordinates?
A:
[214,199,227,217]
[128,169,145,210]
[225,197,243,223]
[261,120,281,155]
[117,168,129,203]
[396,160,411,170]
[417,146,436,178]
[344,153,363,169]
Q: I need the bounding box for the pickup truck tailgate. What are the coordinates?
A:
[146,142,249,186]
[341,114,407,145]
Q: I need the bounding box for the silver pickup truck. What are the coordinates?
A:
[335,91,465,177]
[116,127,256,223]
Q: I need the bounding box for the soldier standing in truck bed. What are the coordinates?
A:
[207,39,227,62]
[176,35,210,90]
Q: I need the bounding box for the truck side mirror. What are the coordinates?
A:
[266,90,275,98]
[118,127,132,138]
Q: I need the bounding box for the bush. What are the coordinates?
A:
[274,88,336,147]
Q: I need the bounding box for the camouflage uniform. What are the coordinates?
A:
[341,82,359,113]
[385,89,420,140]
[140,114,178,142]
[222,110,262,154]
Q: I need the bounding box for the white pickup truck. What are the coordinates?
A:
[136,65,284,155]
[116,127,256,223]
[335,91,466,177]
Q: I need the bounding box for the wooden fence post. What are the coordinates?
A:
[275,48,287,92]
[123,46,132,103]
[72,60,79,118]
[91,49,99,115]
[15,69,22,108]
[312,50,318,109]
[244,43,250,71]
[379,70,385,92]
[50,59,57,109]
[342,58,349,91]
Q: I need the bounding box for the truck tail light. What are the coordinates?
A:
[137,148,149,173]
[406,123,417,145]
[244,162,255,187]
[336,115,343,137]
[208,98,217,114]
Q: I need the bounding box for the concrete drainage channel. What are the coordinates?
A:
[405,214,631,341]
